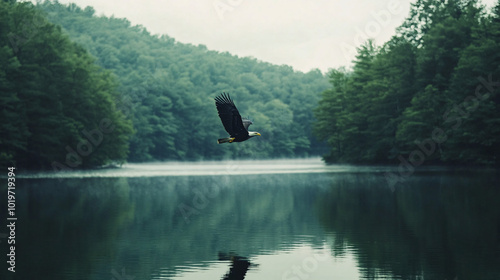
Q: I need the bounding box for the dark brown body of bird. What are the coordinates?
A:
[214,93,261,144]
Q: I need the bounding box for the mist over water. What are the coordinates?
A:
[18,158,336,178]
[2,159,499,280]
[17,158,454,178]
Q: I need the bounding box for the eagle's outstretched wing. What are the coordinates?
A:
[214,93,249,137]
[242,118,253,131]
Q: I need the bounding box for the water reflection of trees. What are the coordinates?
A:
[8,178,135,280]
[3,174,327,280]
[7,171,499,280]
[317,172,500,279]
[125,174,326,279]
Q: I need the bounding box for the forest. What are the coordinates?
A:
[1,0,133,169]
[1,0,499,169]
[315,0,500,165]
[0,0,329,169]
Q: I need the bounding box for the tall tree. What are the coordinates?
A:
[441,0,500,164]
[314,67,350,162]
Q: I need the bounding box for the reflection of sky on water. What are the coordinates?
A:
[154,242,360,280]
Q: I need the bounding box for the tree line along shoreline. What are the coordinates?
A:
[1,0,499,170]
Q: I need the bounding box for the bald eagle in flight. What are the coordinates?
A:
[215,93,261,144]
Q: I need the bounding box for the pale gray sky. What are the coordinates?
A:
[33,0,498,73]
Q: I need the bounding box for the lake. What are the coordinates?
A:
[1,159,499,280]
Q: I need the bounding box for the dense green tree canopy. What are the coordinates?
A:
[315,0,500,165]
[2,0,330,169]
[36,0,330,162]
[0,0,132,170]
[4,0,497,168]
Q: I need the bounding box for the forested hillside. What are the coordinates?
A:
[36,0,330,162]
[315,0,500,165]
[0,1,133,169]
[5,0,497,169]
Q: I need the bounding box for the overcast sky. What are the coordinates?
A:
[35,0,498,73]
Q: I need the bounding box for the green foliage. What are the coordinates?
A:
[0,1,132,169]
[315,0,499,165]
[37,0,330,161]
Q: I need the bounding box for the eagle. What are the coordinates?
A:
[214,93,261,144]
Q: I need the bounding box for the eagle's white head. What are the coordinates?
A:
[248,131,261,137]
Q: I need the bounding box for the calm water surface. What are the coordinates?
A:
[1,159,499,280]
